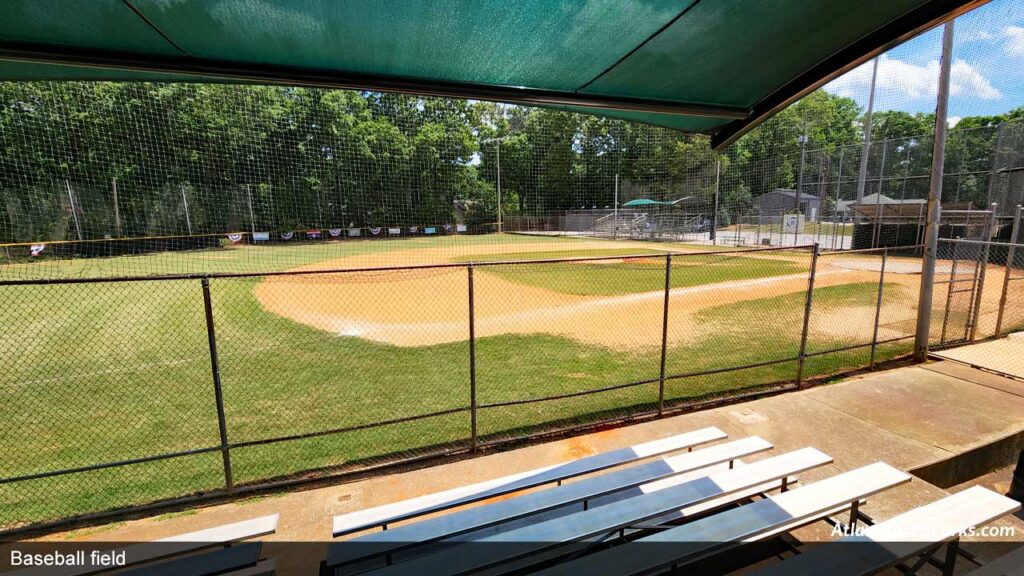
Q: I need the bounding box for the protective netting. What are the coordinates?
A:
[2,84,1023,281]
[3,0,1024,533]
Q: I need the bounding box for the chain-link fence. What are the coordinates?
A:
[4,0,1024,535]
[504,120,1024,255]
[3,242,966,532]
[925,232,1024,384]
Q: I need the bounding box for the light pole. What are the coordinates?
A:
[856,57,881,205]
[898,140,918,202]
[482,136,511,233]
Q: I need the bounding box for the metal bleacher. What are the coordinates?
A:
[323,427,1022,576]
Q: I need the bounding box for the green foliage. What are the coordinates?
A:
[728,91,862,197]
[2,82,1021,244]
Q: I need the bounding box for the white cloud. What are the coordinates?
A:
[950,60,1002,99]
[1003,26,1024,57]
[825,55,1001,103]
[959,28,996,43]
[948,116,962,127]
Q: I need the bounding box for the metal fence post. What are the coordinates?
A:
[658,253,672,415]
[468,264,478,452]
[940,238,960,344]
[995,205,1022,336]
[201,277,233,491]
[968,204,997,341]
[870,248,888,369]
[796,243,820,387]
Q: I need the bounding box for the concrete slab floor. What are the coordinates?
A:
[17,360,1024,574]
[933,332,1024,380]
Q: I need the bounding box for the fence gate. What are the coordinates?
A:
[932,205,1024,379]
[934,209,997,347]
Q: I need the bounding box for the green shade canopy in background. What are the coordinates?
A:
[0,0,984,149]
[622,198,690,207]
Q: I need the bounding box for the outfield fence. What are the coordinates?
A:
[3,241,1024,533]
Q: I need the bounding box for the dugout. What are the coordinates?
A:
[849,202,989,249]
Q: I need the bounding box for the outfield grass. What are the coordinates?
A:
[0,237,907,529]
[458,249,806,296]
[0,233,575,280]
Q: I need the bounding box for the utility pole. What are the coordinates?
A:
[181,184,193,235]
[856,57,880,205]
[65,179,83,241]
[245,184,257,236]
[795,134,808,245]
[614,173,620,240]
[899,142,914,202]
[914,21,954,363]
[482,135,510,234]
[833,147,845,249]
[112,177,121,237]
[496,141,502,233]
[711,158,721,244]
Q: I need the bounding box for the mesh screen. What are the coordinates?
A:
[2,0,1024,533]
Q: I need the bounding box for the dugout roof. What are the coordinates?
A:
[0,0,984,149]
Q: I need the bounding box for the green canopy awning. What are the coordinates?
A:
[622,198,689,207]
[0,0,983,148]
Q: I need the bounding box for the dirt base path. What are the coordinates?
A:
[253,241,921,348]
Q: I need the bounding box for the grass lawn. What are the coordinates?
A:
[0,233,578,280]
[0,238,905,529]
[457,249,806,296]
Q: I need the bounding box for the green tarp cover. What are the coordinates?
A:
[0,0,981,148]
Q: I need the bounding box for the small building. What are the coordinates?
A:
[836,193,927,216]
[752,188,821,222]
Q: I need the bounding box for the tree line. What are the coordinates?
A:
[1,81,1021,244]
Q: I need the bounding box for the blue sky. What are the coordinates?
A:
[824,0,1024,124]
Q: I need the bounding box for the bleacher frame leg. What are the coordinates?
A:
[941,539,960,576]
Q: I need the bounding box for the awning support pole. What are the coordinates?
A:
[914,21,954,362]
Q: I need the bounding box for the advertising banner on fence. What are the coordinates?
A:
[347,228,361,237]
[369,227,382,235]
[328,228,343,238]
[252,232,270,242]
[425,227,436,234]
[29,243,45,256]
[456,224,467,233]
[305,230,322,240]
[388,227,401,236]
[227,234,243,243]
[281,231,294,240]
[409,226,418,234]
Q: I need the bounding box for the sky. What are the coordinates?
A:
[823,0,1024,125]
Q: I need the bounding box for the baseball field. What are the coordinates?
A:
[0,233,952,528]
